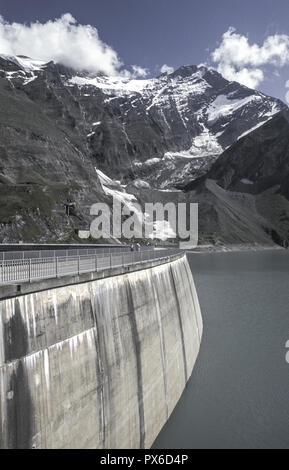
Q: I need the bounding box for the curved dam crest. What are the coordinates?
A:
[0,254,202,449]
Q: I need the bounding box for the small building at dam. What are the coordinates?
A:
[0,251,202,449]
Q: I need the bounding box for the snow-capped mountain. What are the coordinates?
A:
[0,54,285,189]
[67,63,285,188]
[0,53,287,242]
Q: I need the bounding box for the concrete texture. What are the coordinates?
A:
[0,254,202,449]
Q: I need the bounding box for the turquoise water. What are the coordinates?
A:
[153,250,289,449]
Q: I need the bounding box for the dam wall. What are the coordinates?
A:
[0,253,202,449]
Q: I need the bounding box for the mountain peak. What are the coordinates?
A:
[168,64,199,78]
[0,54,49,72]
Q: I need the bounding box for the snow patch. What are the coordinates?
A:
[237,122,265,140]
[132,179,151,189]
[207,94,262,123]
[23,74,37,85]
[240,178,254,185]
[96,169,141,215]
[165,127,222,160]
[69,75,152,95]
[0,54,48,72]
[263,102,280,118]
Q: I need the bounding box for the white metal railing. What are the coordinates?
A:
[0,245,145,261]
[0,249,182,286]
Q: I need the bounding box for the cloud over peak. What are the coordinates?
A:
[212,27,289,89]
[0,13,146,77]
[131,65,149,78]
[160,64,174,74]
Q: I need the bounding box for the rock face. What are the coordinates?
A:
[0,253,202,449]
[65,63,285,188]
[0,53,286,243]
[195,109,289,197]
[0,56,107,242]
[183,110,289,246]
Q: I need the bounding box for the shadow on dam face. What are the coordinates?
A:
[4,299,33,449]
[4,299,29,362]
[126,282,146,449]
[7,361,33,449]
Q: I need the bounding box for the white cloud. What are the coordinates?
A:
[0,13,145,77]
[212,27,289,88]
[160,64,174,74]
[131,65,149,78]
[217,63,264,89]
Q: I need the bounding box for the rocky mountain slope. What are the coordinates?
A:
[188,109,289,196]
[183,110,289,247]
[0,53,287,243]
[66,63,285,188]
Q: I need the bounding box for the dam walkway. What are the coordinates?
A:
[0,248,181,286]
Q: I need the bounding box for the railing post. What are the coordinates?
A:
[29,259,31,282]
[110,253,112,269]
[56,257,58,277]
[78,255,80,274]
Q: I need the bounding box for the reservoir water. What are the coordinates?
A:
[153,250,289,449]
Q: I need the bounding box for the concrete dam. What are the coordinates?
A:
[0,252,203,449]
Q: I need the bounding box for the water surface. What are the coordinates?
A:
[153,250,289,449]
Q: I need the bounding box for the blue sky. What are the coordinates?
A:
[1,0,289,102]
